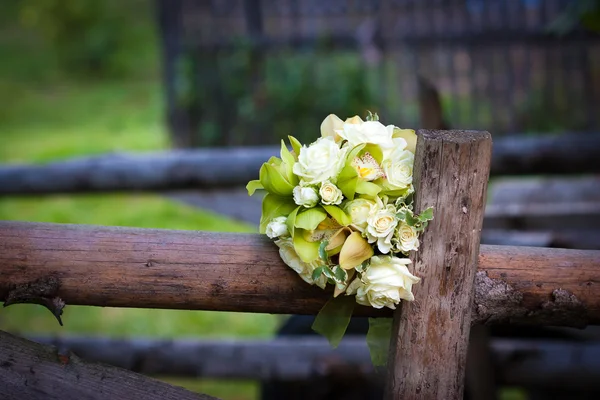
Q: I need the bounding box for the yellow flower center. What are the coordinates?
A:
[358,166,374,179]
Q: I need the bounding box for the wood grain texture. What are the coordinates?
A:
[384,130,493,400]
[0,330,216,400]
[0,222,599,324]
[0,134,598,195]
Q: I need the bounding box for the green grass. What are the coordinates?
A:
[0,18,279,399]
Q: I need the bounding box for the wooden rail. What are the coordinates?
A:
[0,133,598,195]
[25,335,600,389]
[0,331,213,400]
[1,221,599,326]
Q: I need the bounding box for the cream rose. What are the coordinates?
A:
[394,222,419,253]
[275,238,327,289]
[366,204,398,253]
[382,149,414,191]
[344,198,375,232]
[266,216,289,239]
[293,137,346,185]
[319,181,343,205]
[382,136,408,160]
[293,185,319,208]
[337,121,395,148]
[346,255,420,309]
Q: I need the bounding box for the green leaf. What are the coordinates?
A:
[355,260,370,274]
[260,162,295,196]
[293,230,320,263]
[396,210,407,221]
[405,212,418,226]
[332,266,348,283]
[418,206,434,222]
[259,194,297,234]
[318,240,329,263]
[337,164,359,200]
[246,179,263,196]
[321,265,336,280]
[312,295,356,348]
[312,266,325,281]
[366,318,393,366]
[288,135,302,157]
[355,180,382,197]
[323,205,352,226]
[338,144,366,200]
[381,187,413,199]
[295,207,327,231]
[286,206,301,238]
[280,140,298,185]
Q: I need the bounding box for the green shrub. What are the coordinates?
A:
[16,0,156,78]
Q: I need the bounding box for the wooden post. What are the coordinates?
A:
[384,130,493,399]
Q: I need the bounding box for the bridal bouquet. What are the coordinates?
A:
[247,112,433,362]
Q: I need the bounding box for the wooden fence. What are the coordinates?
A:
[1,129,600,399]
[0,132,598,195]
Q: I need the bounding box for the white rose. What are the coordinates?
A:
[274,238,327,289]
[346,255,420,309]
[266,216,289,239]
[293,186,319,208]
[337,121,395,148]
[319,181,343,205]
[344,198,375,232]
[292,137,347,185]
[382,149,414,191]
[382,136,408,160]
[394,222,420,253]
[366,204,398,254]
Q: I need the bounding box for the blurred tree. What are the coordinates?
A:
[16,0,155,78]
[547,0,600,34]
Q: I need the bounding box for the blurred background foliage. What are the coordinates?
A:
[0,2,275,399]
[14,0,157,79]
[0,1,597,399]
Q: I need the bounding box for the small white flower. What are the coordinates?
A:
[293,186,319,208]
[393,222,420,253]
[346,256,420,309]
[275,238,327,289]
[265,216,289,239]
[293,137,347,185]
[366,201,398,254]
[319,181,343,205]
[337,120,395,148]
[382,149,414,191]
[344,198,375,232]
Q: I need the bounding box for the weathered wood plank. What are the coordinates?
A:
[24,335,600,388]
[0,330,216,400]
[488,176,600,206]
[384,130,492,399]
[0,221,599,325]
[27,335,371,380]
[481,229,600,250]
[0,134,598,195]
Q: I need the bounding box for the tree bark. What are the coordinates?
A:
[0,134,598,195]
[383,130,492,399]
[1,221,599,325]
[0,330,216,400]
